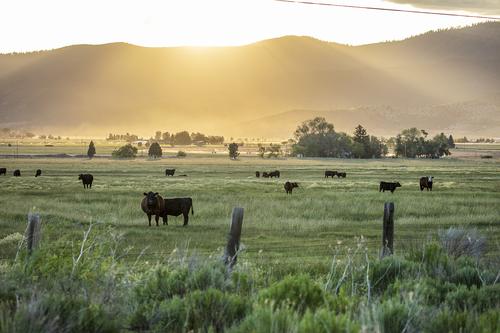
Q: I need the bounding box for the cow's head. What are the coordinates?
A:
[395,182,402,187]
[78,174,83,180]
[428,176,434,182]
[144,191,159,207]
[292,182,299,188]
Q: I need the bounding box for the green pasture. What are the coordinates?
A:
[0,155,499,271]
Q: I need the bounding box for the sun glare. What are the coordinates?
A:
[0,0,486,52]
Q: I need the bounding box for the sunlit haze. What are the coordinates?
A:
[0,0,491,52]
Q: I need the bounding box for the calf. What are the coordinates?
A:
[420,176,434,191]
[13,169,21,177]
[256,171,260,178]
[165,169,176,176]
[35,169,42,177]
[379,181,401,193]
[163,198,194,226]
[325,170,337,178]
[284,181,299,194]
[337,172,346,178]
[141,192,165,227]
[0,168,6,176]
[78,174,93,188]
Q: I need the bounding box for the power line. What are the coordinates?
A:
[273,0,500,20]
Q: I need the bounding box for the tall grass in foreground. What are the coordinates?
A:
[0,225,498,332]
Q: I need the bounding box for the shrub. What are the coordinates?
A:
[298,309,359,333]
[375,299,412,333]
[3,294,118,333]
[259,275,326,314]
[370,257,415,293]
[425,309,500,333]
[229,305,299,333]
[185,288,250,332]
[150,297,187,333]
[177,150,187,157]
[445,284,500,312]
[439,228,486,259]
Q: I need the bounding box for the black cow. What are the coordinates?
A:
[379,181,401,193]
[337,172,347,178]
[163,198,194,226]
[420,176,434,191]
[325,170,337,178]
[0,168,6,176]
[141,192,165,227]
[35,169,42,177]
[78,174,93,188]
[262,172,270,178]
[165,169,176,176]
[256,171,260,178]
[284,181,299,194]
[269,170,280,178]
[13,170,21,177]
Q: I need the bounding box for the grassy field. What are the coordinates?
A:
[1,154,498,271]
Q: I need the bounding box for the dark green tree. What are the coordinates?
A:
[352,125,370,158]
[228,143,240,160]
[293,117,352,158]
[173,131,192,145]
[87,140,96,159]
[448,135,455,148]
[112,144,138,159]
[148,142,162,159]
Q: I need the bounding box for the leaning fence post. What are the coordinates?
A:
[26,213,42,255]
[381,202,394,257]
[223,207,244,268]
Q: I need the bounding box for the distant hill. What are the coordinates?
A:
[0,22,499,138]
[239,94,500,138]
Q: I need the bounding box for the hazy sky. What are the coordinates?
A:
[1,0,496,53]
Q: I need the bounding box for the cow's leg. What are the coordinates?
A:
[147,214,152,227]
[183,213,188,226]
[163,215,168,225]
[89,183,92,189]
[155,215,159,227]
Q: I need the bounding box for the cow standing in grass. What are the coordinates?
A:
[13,170,21,177]
[0,168,6,176]
[256,171,260,178]
[35,169,42,177]
[269,170,280,178]
[379,181,401,193]
[163,198,194,226]
[141,192,166,227]
[337,172,347,178]
[420,176,434,191]
[284,181,299,194]
[165,169,176,176]
[78,174,93,188]
[325,170,337,178]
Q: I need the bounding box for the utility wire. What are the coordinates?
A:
[273,0,500,20]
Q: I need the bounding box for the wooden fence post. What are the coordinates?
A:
[26,213,41,255]
[382,202,394,257]
[223,207,244,268]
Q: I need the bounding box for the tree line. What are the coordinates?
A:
[292,117,456,159]
[153,131,224,145]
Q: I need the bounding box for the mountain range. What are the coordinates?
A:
[0,22,499,138]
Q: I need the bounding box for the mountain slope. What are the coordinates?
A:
[0,22,499,137]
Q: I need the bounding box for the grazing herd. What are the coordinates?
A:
[2,165,434,227]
